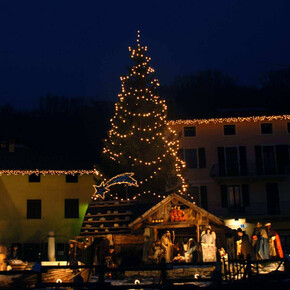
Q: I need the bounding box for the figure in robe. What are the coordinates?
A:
[150,241,164,263]
[225,232,236,261]
[256,227,270,260]
[236,228,255,260]
[142,227,154,263]
[265,223,284,258]
[184,238,197,262]
[201,226,217,262]
[252,222,263,259]
[201,227,216,244]
[161,231,174,263]
[67,242,78,266]
[98,234,114,266]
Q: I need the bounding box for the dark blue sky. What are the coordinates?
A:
[0,0,290,109]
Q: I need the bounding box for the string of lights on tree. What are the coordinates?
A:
[102,31,188,200]
[167,115,290,126]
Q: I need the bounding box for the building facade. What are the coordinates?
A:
[168,115,290,251]
[0,170,99,260]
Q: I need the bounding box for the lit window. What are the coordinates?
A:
[228,185,241,207]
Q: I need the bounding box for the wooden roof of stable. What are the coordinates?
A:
[129,193,224,229]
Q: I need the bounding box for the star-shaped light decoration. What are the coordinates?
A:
[92,172,138,200]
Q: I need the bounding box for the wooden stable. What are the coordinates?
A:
[128,193,230,248]
[78,193,231,252]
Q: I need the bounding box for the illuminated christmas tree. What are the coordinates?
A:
[102,31,187,200]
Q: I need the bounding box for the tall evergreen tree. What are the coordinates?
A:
[102,31,187,200]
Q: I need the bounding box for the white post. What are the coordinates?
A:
[48,231,56,261]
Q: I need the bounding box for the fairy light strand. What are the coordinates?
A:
[167,115,290,126]
[0,169,101,176]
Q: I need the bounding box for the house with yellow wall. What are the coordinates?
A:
[0,169,100,260]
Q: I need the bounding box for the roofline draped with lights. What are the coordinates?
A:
[167,114,290,125]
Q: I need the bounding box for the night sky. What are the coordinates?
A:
[1,0,290,109]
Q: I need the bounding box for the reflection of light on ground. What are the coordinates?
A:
[173,282,212,287]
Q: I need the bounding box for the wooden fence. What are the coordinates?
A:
[0,258,289,288]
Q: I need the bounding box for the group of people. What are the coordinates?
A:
[224,222,284,261]
[67,222,284,268]
[251,222,283,259]
[143,222,284,265]
[143,229,199,264]
[0,244,22,271]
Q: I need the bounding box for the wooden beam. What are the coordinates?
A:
[147,222,197,229]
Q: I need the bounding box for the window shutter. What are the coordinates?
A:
[239,146,248,176]
[185,149,197,168]
[220,185,228,208]
[255,146,263,175]
[241,184,250,207]
[275,145,289,174]
[266,183,280,215]
[218,147,226,176]
[198,148,206,168]
[200,186,208,210]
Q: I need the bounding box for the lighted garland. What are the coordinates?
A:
[0,169,101,176]
[167,115,290,126]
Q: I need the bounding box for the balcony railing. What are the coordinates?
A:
[210,163,290,178]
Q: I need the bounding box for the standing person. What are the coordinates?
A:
[67,242,78,266]
[201,226,217,262]
[225,232,236,261]
[184,238,197,262]
[142,227,154,263]
[9,244,20,260]
[236,228,255,260]
[161,231,174,263]
[265,223,284,258]
[251,222,263,258]
[201,227,215,245]
[151,241,163,264]
[0,244,8,271]
[252,222,262,245]
[98,236,110,266]
[256,227,270,260]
